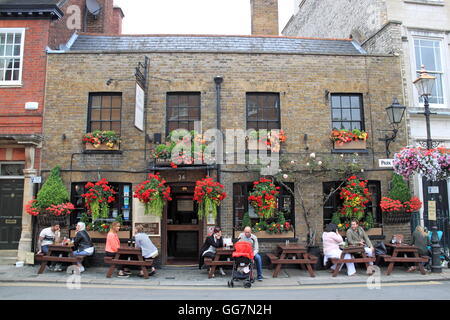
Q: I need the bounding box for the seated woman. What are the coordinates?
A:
[407,226,430,272]
[322,223,356,276]
[72,222,94,272]
[134,224,157,277]
[105,222,130,278]
[199,227,225,276]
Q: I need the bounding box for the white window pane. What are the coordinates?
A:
[13,69,19,81]
[332,109,341,120]
[422,47,437,71]
[5,45,12,56]
[351,109,361,121]
[331,95,340,108]
[6,34,13,44]
[14,33,21,45]
[13,45,20,56]
[341,109,351,120]
[0,34,5,45]
[341,96,350,108]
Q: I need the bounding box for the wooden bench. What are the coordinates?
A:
[203,257,234,278]
[269,245,318,278]
[329,246,376,277]
[104,248,154,279]
[383,243,429,275]
[35,246,85,274]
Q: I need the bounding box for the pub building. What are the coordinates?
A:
[38,30,407,267]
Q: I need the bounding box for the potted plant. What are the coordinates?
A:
[25,166,74,226]
[380,174,422,224]
[248,177,280,219]
[81,179,116,221]
[193,177,227,220]
[330,129,368,150]
[133,173,172,216]
[83,130,120,151]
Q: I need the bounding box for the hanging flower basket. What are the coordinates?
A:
[380,196,422,225]
[81,179,116,220]
[26,200,74,227]
[193,177,227,220]
[134,173,172,216]
[248,177,280,219]
[382,210,412,224]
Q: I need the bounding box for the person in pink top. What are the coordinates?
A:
[322,223,356,276]
[105,222,130,277]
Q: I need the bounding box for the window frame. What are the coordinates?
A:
[330,93,365,131]
[70,182,133,228]
[87,92,122,134]
[411,36,446,108]
[322,180,382,228]
[165,92,201,137]
[0,28,25,86]
[232,182,295,233]
[246,92,281,131]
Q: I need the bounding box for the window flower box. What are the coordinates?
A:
[330,129,368,150]
[83,130,120,151]
[85,143,120,151]
[334,140,367,150]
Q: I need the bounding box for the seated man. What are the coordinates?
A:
[238,226,264,281]
[134,224,158,277]
[37,222,61,271]
[346,220,375,274]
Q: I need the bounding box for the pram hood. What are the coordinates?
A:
[232,241,254,260]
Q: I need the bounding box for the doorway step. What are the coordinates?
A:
[0,250,17,265]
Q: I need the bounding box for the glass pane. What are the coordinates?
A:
[247,121,257,130]
[188,107,200,120]
[178,95,188,107]
[0,164,24,176]
[168,122,179,132]
[5,45,12,56]
[111,122,121,134]
[332,109,341,121]
[13,45,20,56]
[6,34,13,44]
[13,59,20,69]
[0,34,5,45]
[167,94,177,107]
[91,96,101,108]
[102,96,112,108]
[262,107,278,121]
[351,122,361,130]
[12,70,19,80]
[178,107,189,120]
[111,109,121,120]
[188,94,200,107]
[350,96,360,108]
[167,107,178,121]
[91,109,101,120]
[5,69,12,81]
[341,122,351,130]
[267,121,280,130]
[331,95,340,108]
[101,109,111,121]
[265,94,278,108]
[341,109,351,121]
[341,96,350,108]
[415,45,421,70]
[0,44,4,56]
[178,121,189,130]
[14,33,21,45]
[430,73,444,104]
[247,103,258,120]
[91,121,101,131]
[257,95,265,108]
[332,122,341,129]
[5,58,13,68]
[111,96,121,108]
[351,109,361,121]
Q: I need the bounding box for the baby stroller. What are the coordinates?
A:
[228,241,255,289]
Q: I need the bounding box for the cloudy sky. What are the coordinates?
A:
[113,0,295,35]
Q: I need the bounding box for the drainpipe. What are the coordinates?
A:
[214,76,223,227]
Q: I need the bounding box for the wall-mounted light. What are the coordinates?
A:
[378,97,406,158]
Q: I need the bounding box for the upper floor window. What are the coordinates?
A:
[88,93,122,134]
[413,38,444,105]
[331,94,364,131]
[246,93,281,130]
[0,29,25,85]
[166,92,201,136]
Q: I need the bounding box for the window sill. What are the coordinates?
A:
[83,150,123,155]
[331,149,369,154]
[404,0,444,6]
[0,83,23,88]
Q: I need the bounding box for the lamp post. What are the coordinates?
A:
[413,65,442,273]
[379,98,406,158]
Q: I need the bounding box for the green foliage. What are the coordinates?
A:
[253,220,268,232]
[388,173,412,203]
[331,212,342,226]
[36,166,69,209]
[241,211,252,229]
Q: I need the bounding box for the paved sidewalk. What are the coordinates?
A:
[1,264,450,287]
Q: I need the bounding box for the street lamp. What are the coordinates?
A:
[379,98,406,158]
[413,65,442,274]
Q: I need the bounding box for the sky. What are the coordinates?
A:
[113,0,295,35]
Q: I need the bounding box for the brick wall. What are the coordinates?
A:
[111,7,124,35]
[42,50,406,254]
[250,0,279,35]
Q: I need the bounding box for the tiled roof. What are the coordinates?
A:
[67,33,367,55]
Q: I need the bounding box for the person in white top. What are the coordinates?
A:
[37,223,61,254]
[322,223,356,276]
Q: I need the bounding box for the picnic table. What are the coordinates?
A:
[379,243,428,275]
[35,244,84,274]
[104,247,154,279]
[329,245,376,277]
[266,244,318,278]
[203,247,235,278]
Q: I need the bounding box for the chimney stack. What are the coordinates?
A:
[250,0,279,36]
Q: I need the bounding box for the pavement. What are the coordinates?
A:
[1,264,450,287]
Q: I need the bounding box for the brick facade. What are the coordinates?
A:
[42,47,405,258]
[250,0,279,35]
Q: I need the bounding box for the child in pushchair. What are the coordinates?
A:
[228,241,255,288]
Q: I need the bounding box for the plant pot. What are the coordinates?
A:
[383,211,411,224]
[334,140,366,150]
[85,143,119,151]
[37,213,69,227]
